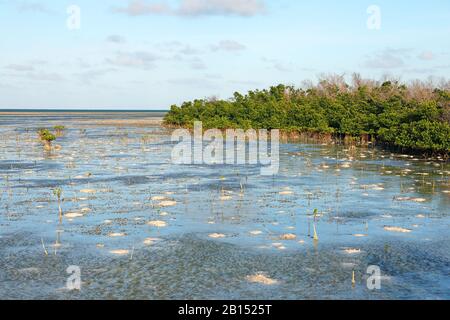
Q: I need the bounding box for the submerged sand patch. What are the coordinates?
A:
[151,196,167,201]
[384,226,412,233]
[279,234,296,240]
[209,233,226,239]
[65,212,84,218]
[157,200,177,207]
[246,272,279,285]
[343,248,361,254]
[147,220,168,227]
[109,249,129,255]
[108,232,126,238]
[80,189,97,194]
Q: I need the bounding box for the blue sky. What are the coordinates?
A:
[0,0,449,109]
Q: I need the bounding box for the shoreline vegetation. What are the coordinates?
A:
[163,75,450,158]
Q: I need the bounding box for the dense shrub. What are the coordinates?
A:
[164,76,450,154]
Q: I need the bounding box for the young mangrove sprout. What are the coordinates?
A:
[54,125,66,137]
[313,223,319,241]
[352,271,356,287]
[38,128,56,151]
[41,237,48,256]
[53,187,63,223]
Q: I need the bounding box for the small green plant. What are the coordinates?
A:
[313,208,319,218]
[53,187,63,223]
[54,125,66,136]
[38,129,56,150]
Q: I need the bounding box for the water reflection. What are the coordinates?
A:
[0,113,448,299]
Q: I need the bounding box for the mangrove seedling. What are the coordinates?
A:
[54,125,66,137]
[53,187,63,223]
[313,223,319,241]
[313,208,319,220]
[352,271,356,287]
[38,129,56,151]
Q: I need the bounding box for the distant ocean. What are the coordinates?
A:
[0,109,168,113]
[0,110,167,125]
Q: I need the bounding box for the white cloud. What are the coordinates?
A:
[113,0,171,16]
[262,57,293,72]
[189,57,207,70]
[5,64,35,72]
[107,35,127,44]
[17,1,51,13]
[107,51,160,69]
[178,0,265,16]
[363,49,412,69]
[211,40,246,52]
[113,0,265,17]
[418,51,435,61]
[8,71,64,82]
[75,68,117,84]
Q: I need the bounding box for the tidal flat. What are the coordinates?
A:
[0,112,449,300]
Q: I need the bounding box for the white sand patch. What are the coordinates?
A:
[395,197,428,203]
[147,220,168,227]
[143,238,157,245]
[279,234,297,240]
[353,234,368,237]
[157,200,177,207]
[64,212,84,218]
[384,226,412,233]
[246,273,279,285]
[209,233,226,239]
[151,196,167,201]
[80,189,96,194]
[108,232,126,238]
[343,248,361,254]
[109,249,129,255]
[249,230,263,235]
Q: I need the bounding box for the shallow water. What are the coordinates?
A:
[0,112,449,300]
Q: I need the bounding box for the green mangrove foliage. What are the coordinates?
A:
[54,125,66,136]
[37,128,56,150]
[53,187,63,223]
[164,76,450,155]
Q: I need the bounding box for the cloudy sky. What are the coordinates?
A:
[0,0,449,109]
